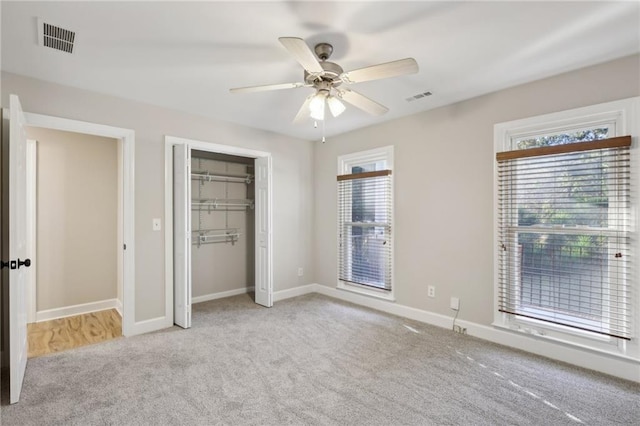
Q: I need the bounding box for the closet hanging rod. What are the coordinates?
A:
[192,198,254,210]
[198,232,241,239]
[192,227,240,235]
[191,171,253,184]
[192,228,241,246]
[194,233,241,245]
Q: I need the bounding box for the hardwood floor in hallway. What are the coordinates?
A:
[27,309,122,358]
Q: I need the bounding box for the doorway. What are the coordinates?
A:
[165,136,273,328]
[25,128,122,357]
[20,111,135,337]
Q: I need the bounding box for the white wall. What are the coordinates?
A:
[26,127,118,312]
[1,71,315,323]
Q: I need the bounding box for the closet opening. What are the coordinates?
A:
[190,150,255,306]
[166,136,273,329]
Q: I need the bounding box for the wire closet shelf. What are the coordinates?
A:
[192,163,254,247]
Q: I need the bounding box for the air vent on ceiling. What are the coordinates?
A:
[37,18,75,54]
[406,91,432,102]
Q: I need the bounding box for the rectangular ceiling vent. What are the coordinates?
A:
[406,91,433,102]
[38,18,75,54]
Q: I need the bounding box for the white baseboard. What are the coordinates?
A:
[35,299,121,322]
[313,284,453,329]
[115,299,123,317]
[192,287,254,304]
[273,284,317,302]
[466,320,640,382]
[308,283,639,383]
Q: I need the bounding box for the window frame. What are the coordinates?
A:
[493,98,639,358]
[337,146,395,301]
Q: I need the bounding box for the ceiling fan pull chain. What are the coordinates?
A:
[322,119,326,143]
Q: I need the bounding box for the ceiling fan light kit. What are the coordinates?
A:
[230,37,419,128]
[309,91,326,120]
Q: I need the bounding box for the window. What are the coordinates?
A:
[494,100,637,346]
[337,147,393,299]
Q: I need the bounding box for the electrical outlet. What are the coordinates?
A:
[297,267,304,277]
[427,285,435,298]
[450,297,460,311]
[453,325,467,334]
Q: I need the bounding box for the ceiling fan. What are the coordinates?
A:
[230,37,419,123]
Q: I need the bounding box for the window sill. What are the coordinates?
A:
[492,317,638,362]
[510,313,613,343]
[337,281,395,302]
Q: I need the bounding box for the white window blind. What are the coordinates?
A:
[338,170,392,290]
[497,136,632,339]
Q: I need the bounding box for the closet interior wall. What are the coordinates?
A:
[190,150,255,300]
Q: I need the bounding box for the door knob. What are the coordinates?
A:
[0,258,32,269]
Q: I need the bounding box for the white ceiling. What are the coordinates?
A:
[2,1,639,141]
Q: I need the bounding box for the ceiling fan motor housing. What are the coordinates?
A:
[314,42,333,60]
[304,61,344,87]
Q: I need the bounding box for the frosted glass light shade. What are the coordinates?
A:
[327,96,346,117]
[309,94,325,120]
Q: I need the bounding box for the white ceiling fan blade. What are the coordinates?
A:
[337,89,389,116]
[278,37,324,74]
[293,95,314,123]
[341,58,418,84]
[230,82,307,94]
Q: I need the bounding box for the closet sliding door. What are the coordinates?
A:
[254,155,272,308]
[173,144,191,328]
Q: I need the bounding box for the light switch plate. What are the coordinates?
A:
[152,218,161,231]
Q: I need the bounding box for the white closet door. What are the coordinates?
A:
[8,94,31,403]
[254,156,273,307]
[173,144,191,328]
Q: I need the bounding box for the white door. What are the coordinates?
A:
[173,144,191,328]
[8,95,31,403]
[25,140,37,324]
[254,156,273,307]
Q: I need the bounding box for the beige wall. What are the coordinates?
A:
[314,54,640,326]
[26,127,118,311]
[1,71,315,322]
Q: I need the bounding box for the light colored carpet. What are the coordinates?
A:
[1,293,638,425]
